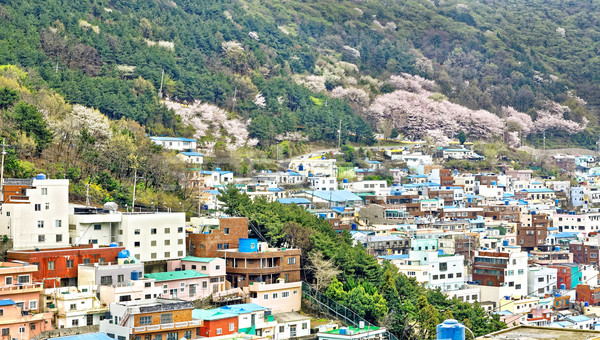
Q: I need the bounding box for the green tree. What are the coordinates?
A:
[415,295,440,340]
[457,130,467,144]
[12,102,52,151]
[0,87,18,109]
[325,277,348,305]
[217,183,252,216]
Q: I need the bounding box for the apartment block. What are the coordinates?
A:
[472,247,528,296]
[187,217,249,258]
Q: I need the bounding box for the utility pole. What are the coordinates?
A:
[0,139,11,203]
[158,68,164,98]
[85,183,90,208]
[543,130,546,152]
[337,119,342,150]
[132,168,138,210]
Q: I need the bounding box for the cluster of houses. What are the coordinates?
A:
[5,136,600,339]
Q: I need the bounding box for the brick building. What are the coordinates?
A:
[193,309,238,338]
[549,263,581,290]
[483,204,522,223]
[217,238,301,288]
[187,217,249,258]
[569,242,600,266]
[7,245,125,288]
[576,285,600,307]
[439,169,454,187]
[517,212,550,251]
[472,247,528,296]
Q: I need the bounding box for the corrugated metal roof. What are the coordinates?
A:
[144,270,208,281]
[53,333,114,340]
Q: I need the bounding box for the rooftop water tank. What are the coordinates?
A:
[351,223,357,230]
[131,271,140,280]
[299,164,304,171]
[215,167,221,171]
[117,250,130,259]
[36,173,47,180]
[343,178,348,184]
[555,246,560,252]
[560,284,566,290]
[436,319,465,340]
[239,238,259,253]
[502,240,509,246]
[109,242,119,248]
[585,302,590,307]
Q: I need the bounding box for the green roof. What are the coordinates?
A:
[192,309,237,321]
[326,326,381,334]
[144,270,207,281]
[181,256,218,263]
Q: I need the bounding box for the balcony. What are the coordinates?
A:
[132,320,202,333]
[0,283,43,294]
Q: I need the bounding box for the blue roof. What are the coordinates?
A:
[494,311,513,316]
[503,193,515,198]
[553,232,578,239]
[277,198,311,205]
[331,207,345,213]
[551,321,574,328]
[547,227,558,231]
[214,303,268,315]
[51,334,114,340]
[201,170,234,175]
[150,136,197,142]
[204,190,220,195]
[443,148,471,152]
[353,169,376,173]
[366,160,381,164]
[522,188,554,193]
[307,190,362,203]
[286,170,302,176]
[566,315,591,323]
[408,175,428,178]
[0,299,15,306]
[180,152,204,157]
[378,254,409,260]
[268,188,283,192]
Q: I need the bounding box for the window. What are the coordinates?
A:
[35,204,41,211]
[518,269,524,275]
[101,276,113,285]
[41,188,48,195]
[164,240,170,246]
[178,239,183,245]
[439,262,448,271]
[64,259,74,269]
[151,228,157,235]
[160,313,173,323]
[279,326,285,333]
[38,235,45,243]
[273,293,278,299]
[90,239,98,244]
[139,316,152,325]
[30,323,35,330]
[99,257,105,264]
[217,244,223,250]
[184,331,192,339]
[83,258,90,265]
[72,319,79,326]
[29,300,37,310]
[94,224,102,230]
[5,276,12,286]
[178,227,183,233]
[134,241,141,247]
[302,322,308,329]
[19,326,25,334]
[118,275,124,283]
[37,220,44,228]
[134,229,141,235]
[18,275,29,284]
[178,251,183,257]
[229,323,235,331]
[151,241,157,246]
[164,228,170,234]
[217,329,223,335]
[151,253,157,259]
[202,281,207,289]
[282,292,289,298]
[70,304,76,310]
[201,266,207,271]
[224,228,230,235]
[56,234,62,242]
[516,284,521,289]
[264,294,269,300]
[457,273,462,278]
[287,257,297,265]
[164,252,170,258]
[433,275,439,280]
[48,261,55,270]
[55,220,62,228]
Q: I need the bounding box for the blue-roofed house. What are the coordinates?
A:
[442,148,484,160]
[199,169,235,187]
[365,159,382,170]
[298,190,363,207]
[563,315,595,330]
[150,136,197,151]
[177,151,204,164]
[277,198,311,208]
[515,188,557,202]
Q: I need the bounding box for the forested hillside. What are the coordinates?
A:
[1,0,599,150]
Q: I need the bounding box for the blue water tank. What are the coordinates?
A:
[308,172,314,177]
[560,284,566,290]
[492,181,496,186]
[299,165,304,171]
[351,223,357,230]
[343,178,348,184]
[502,240,509,247]
[36,173,47,180]
[505,200,509,205]
[556,199,560,204]
[504,296,510,300]
[118,250,129,259]
[585,302,590,307]
[239,238,259,253]
[339,328,347,335]
[438,249,445,255]
[482,247,487,250]
[131,271,140,280]
[321,156,326,160]
[436,319,465,340]
[555,246,560,252]
[109,242,118,248]
[555,293,561,297]
[215,167,221,171]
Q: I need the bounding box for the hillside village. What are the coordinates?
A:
[3,134,600,340]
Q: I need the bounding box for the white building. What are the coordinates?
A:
[308,176,338,191]
[342,180,389,196]
[445,287,480,304]
[289,157,338,178]
[274,312,311,339]
[554,212,600,234]
[43,286,108,329]
[0,176,70,250]
[527,266,557,297]
[70,207,186,264]
[177,151,204,165]
[150,136,197,152]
